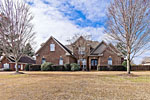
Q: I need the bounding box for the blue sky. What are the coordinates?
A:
[24,0,149,64]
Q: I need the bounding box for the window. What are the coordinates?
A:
[50,44,55,51]
[42,58,46,64]
[82,59,86,66]
[3,63,9,69]
[21,64,23,70]
[78,47,85,54]
[59,56,63,65]
[108,56,112,65]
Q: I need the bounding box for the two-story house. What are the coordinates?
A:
[36,36,124,70]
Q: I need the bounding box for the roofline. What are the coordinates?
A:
[36,36,53,54]
[90,40,107,55]
[36,36,73,56]
[109,43,125,57]
[0,55,35,63]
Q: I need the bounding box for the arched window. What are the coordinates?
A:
[59,56,63,65]
[108,56,112,65]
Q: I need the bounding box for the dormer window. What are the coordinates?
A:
[50,44,55,51]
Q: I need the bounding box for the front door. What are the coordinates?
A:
[91,59,98,70]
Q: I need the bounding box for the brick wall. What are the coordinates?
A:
[36,37,76,65]
[100,47,122,66]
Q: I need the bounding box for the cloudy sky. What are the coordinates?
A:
[24,0,149,64]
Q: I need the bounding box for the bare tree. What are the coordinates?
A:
[0,0,35,73]
[106,0,150,74]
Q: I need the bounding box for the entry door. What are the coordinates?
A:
[91,59,98,70]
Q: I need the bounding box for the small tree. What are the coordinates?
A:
[0,0,35,73]
[106,0,150,74]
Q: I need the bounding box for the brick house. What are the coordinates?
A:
[36,36,76,65]
[36,36,124,70]
[0,56,36,70]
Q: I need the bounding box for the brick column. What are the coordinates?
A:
[98,57,101,70]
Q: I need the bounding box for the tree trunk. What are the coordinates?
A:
[127,52,131,74]
[15,61,19,73]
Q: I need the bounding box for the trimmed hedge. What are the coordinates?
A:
[29,64,41,71]
[41,62,53,71]
[71,63,80,71]
[98,65,126,71]
[64,64,71,71]
[52,65,64,71]
[25,64,32,71]
[3,68,13,71]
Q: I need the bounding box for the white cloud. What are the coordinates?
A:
[25,0,150,65]
[25,0,106,51]
[70,0,109,21]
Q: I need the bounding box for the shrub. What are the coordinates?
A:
[29,64,41,71]
[41,62,53,71]
[98,65,126,71]
[71,63,80,71]
[52,65,64,71]
[122,61,127,67]
[64,64,71,71]
[25,64,32,71]
[3,68,12,71]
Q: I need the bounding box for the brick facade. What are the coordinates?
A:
[0,56,26,71]
[36,36,124,70]
[36,37,76,65]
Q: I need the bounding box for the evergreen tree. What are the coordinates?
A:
[24,43,35,57]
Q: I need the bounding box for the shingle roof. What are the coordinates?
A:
[65,37,99,52]
[1,55,36,64]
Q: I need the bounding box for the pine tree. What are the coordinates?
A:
[24,43,35,57]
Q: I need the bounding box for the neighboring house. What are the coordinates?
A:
[0,56,36,70]
[142,57,150,65]
[36,36,124,70]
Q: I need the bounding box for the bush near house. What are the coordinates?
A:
[3,68,13,71]
[41,62,53,71]
[52,65,64,71]
[64,64,71,71]
[98,65,126,71]
[25,63,80,71]
[29,64,41,71]
[71,63,80,71]
[122,61,127,67]
[25,64,32,71]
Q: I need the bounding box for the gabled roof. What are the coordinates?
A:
[66,36,99,52]
[36,36,73,56]
[90,41,107,55]
[90,41,124,57]
[0,55,36,64]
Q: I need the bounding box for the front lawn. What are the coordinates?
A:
[0,71,150,100]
